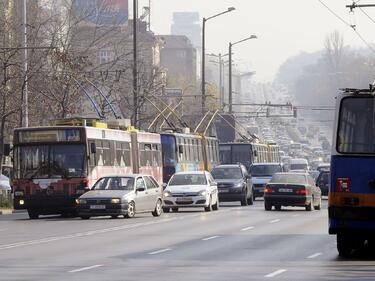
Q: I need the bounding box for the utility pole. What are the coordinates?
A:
[21,0,28,127]
[133,0,138,127]
[228,43,233,114]
[201,17,206,115]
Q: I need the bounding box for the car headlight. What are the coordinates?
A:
[198,190,207,196]
[164,191,172,197]
[77,199,87,205]
[111,198,121,204]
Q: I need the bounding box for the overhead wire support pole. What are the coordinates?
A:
[21,0,28,127]
[133,0,138,127]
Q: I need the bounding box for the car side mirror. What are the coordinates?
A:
[3,144,11,156]
[90,143,97,154]
[136,187,145,192]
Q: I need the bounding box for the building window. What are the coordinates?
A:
[99,50,111,64]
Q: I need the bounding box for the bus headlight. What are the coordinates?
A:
[111,198,121,204]
[19,200,24,205]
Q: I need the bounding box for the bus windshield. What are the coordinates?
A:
[15,144,86,179]
[338,96,375,154]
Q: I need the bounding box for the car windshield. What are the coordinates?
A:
[93,177,135,191]
[169,174,207,186]
[211,167,243,179]
[290,164,307,170]
[270,174,307,184]
[250,165,282,177]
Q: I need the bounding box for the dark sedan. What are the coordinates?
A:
[264,172,321,211]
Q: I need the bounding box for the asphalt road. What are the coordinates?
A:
[0,200,374,281]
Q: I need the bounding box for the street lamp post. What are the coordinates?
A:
[201,7,235,115]
[228,35,257,114]
[133,0,138,127]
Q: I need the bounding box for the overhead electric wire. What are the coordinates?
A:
[359,7,375,25]
[318,0,375,54]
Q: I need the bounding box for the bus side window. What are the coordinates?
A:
[89,140,96,167]
[96,140,103,166]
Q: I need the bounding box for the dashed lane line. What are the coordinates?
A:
[270,219,280,224]
[202,235,220,241]
[265,269,287,278]
[307,252,322,259]
[69,265,103,273]
[148,248,172,255]
[241,226,255,231]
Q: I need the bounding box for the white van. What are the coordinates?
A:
[288,158,309,171]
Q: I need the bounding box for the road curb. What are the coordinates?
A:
[0,209,26,215]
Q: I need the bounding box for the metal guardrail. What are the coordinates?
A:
[0,190,12,208]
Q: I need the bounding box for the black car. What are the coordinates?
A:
[316,170,329,196]
[264,172,322,211]
[211,164,253,206]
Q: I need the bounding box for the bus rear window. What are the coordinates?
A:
[337,97,375,154]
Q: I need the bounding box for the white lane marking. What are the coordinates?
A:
[307,252,322,259]
[69,265,103,273]
[148,248,172,255]
[202,235,219,241]
[270,219,280,224]
[0,218,178,251]
[241,226,254,231]
[265,269,287,278]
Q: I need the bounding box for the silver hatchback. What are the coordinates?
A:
[77,175,163,219]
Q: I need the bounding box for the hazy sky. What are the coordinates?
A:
[134,0,375,82]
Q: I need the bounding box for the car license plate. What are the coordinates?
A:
[219,189,229,193]
[176,197,192,202]
[278,188,293,193]
[90,205,106,209]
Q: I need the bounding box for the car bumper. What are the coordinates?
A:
[13,196,77,214]
[164,196,208,208]
[77,203,127,217]
[264,195,311,206]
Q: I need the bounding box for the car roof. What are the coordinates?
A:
[214,164,243,168]
[251,162,281,166]
[98,174,151,178]
[274,172,308,176]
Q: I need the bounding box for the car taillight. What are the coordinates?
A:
[264,186,274,193]
[296,188,307,195]
[336,177,351,192]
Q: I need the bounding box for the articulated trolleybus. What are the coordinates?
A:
[329,87,375,256]
[12,119,162,219]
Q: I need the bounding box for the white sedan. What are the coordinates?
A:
[163,171,219,212]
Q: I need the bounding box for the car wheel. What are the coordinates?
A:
[152,199,163,217]
[172,207,179,213]
[27,210,39,220]
[275,205,282,211]
[264,202,272,211]
[163,207,170,213]
[212,196,219,211]
[306,199,314,211]
[337,233,354,257]
[241,189,249,206]
[247,190,254,205]
[204,197,213,212]
[80,216,90,220]
[125,201,136,218]
[315,197,322,210]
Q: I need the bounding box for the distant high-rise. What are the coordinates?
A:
[171,12,201,49]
